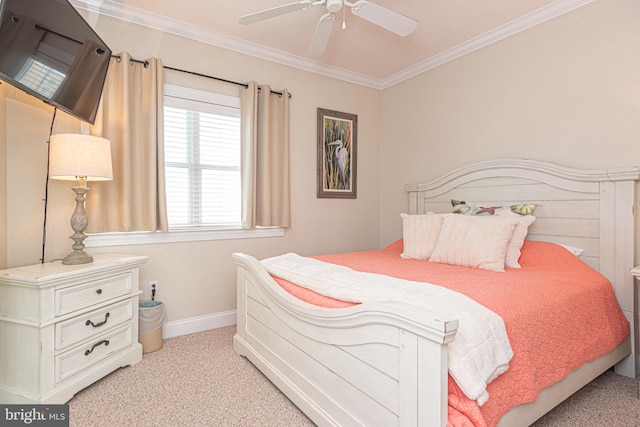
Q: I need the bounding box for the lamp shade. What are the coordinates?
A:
[49,134,113,181]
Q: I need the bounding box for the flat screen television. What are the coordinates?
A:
[0,0,111,124]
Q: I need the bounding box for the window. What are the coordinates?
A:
[86,83,284,248]
[164,85,241,229]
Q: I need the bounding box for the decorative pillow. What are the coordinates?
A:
[429,215,519,272]
[451,200,536,268]
[451,200,536,217]
[400,213,445,259]
[504,215,536,268]
[557,243,585,257]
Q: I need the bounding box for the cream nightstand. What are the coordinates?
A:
[0,254,148,404]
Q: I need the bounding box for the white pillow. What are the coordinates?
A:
[557,243,584,257]
[504,215,536,268]
[429,215,518,272]
[449,200,536,268]
[400,213,445,259]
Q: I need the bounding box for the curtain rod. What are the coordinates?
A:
[110,55,291,98]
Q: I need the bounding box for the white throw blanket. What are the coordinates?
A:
[261,253,513,406]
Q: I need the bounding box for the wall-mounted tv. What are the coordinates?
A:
[0,0,111,124]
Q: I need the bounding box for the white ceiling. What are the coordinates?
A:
[72,0,594,89]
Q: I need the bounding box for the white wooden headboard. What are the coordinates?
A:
[406,159,640,378]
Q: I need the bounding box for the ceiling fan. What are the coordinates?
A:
[239,0,419,58]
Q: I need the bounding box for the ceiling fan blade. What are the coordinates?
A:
[239,1,312,25]
[352,1,418,36]
[307,13,335,58]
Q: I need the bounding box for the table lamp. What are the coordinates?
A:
[49,133,113,265]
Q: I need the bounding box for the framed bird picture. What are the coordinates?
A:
[317,108,358,198]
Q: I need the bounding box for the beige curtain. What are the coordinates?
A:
[87,52,168,232]
[240,82,290,228]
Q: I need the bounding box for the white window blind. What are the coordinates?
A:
[164,85,241,229]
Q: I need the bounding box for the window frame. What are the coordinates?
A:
[86,227,284,248]
[86,83,284,248]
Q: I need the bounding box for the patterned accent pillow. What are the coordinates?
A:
[451,200,536,216]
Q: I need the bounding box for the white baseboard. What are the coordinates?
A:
[162,310,237,339]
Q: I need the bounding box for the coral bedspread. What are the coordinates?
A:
[271,240,630,427]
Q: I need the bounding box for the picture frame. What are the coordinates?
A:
[317,108,358,198]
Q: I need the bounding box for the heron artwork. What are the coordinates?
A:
[323,124,351,191]
[318,108,357,198]
[328,139,348,188]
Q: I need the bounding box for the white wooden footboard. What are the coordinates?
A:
[232,253,458,427]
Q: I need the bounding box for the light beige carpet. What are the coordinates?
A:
[68,326,639,426]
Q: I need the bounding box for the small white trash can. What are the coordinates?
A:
[139,300,164,353]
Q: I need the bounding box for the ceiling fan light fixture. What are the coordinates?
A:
[326,0,343,13]
[240,0,418,58]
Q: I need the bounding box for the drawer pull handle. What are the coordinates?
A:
[85,340,110,356]
[86,312,110,328]
[96,289,103,295]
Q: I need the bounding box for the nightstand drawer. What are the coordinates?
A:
[55,324,134,384]
[55,273,133,316]
[55,299,134,351]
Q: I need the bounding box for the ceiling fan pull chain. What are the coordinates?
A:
[342,4,346,29]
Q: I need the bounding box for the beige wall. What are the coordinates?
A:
[379,0,640,247]
[1,15,381,323]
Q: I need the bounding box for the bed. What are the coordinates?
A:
[232,159,639,426]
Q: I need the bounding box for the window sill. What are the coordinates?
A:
[84,227,285,248]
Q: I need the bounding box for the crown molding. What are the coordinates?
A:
[71,0,593,91]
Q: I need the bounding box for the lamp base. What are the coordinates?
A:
[62,250,94,265]
[62,186,94,265]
